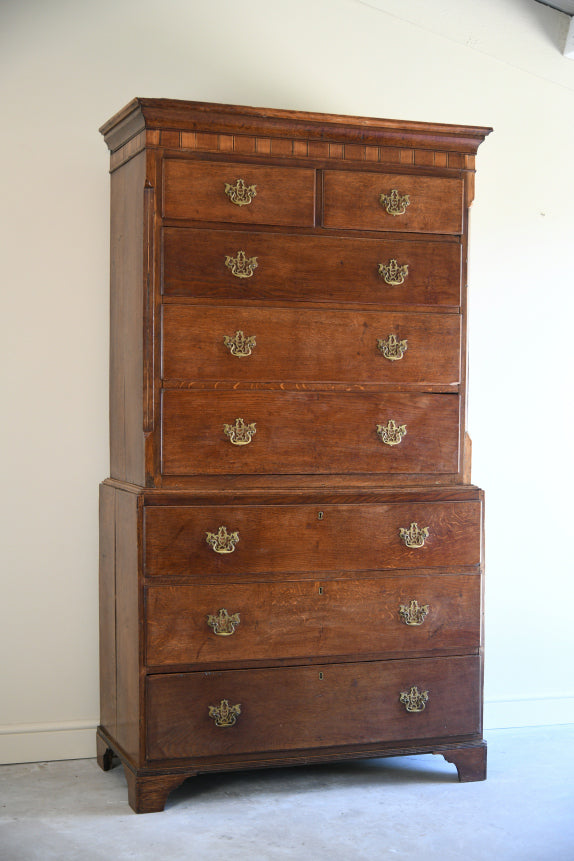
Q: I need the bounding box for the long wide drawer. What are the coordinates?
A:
[145,574,481,667]
[144,500,482,578]
[323,170,464,234]
[161,391,460,476]
[162,227,461,307]
[146,655,481,760]
[162,306,461,386]
[162,159,316,226]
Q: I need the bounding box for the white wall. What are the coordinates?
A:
[1,0,573,763]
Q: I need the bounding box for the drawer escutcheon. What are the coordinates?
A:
[225,250,258,279]
[399,600,430,626]
[377,334,408,361]
[224,178,257,207]
[379,189,410,216]
[223,330,256,357]
[207,608,241,636]
[223,418,257,446]
[378,259,409,286]
[376,419,407,446]
[205,526,240,554]
[208,699,242,727]
[399,686,429,713]
[399,523,430,548]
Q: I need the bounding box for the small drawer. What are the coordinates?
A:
[162,227,461,307]
[162,305,461,386]
[143,499,482,579]
[323,170,464,234]
[146,655,481,760]
[162,159,315,226]
[160,390,460,476]
[145,574,481,667]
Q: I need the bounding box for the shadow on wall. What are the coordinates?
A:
[527,0,572,51]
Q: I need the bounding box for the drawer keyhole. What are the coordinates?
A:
[317,511,324,520]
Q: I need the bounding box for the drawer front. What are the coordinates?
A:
[161,391,460,476]
[162,227,461,307]
[145,574,481,667]
[146,655,481,760]
[162,306,461,386]
[162,159,315,226]
[323,170,464,234]
[144,500,482,578]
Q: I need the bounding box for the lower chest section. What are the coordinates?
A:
[138,491,483,764]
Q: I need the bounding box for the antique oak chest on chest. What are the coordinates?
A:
[97,98,491,813]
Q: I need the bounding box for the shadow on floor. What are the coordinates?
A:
[165,753,457,809]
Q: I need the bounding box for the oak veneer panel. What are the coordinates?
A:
[109,151,146,485]
[145,573,481,666]
[146,655,481,760]
[160,390,460,476]
[162,159,315,226]
[143,500,482,577]
[162,227,462,308]
[162,306,461,386]
[323,171,463,235]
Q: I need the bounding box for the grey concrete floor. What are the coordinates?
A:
[1,726,573,860]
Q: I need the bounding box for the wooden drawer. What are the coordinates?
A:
[146,655,481,760]
[162,306,461,386]
[161,391,460,476]
[162,227,461,307]
[145,574,481,667]
[143,500,482,578]
[323,170,464,234]
[162,159,315,226]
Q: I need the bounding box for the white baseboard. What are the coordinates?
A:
[0,720,97,765]
[484,696,574,730]
[1,699,573,764]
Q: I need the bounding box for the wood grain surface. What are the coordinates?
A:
[160,390,460,476]
[145,573,480,666]
[143,499,482,577]
[323,170,463,234]
[162,305,461,386]
[163,159,316,225]
[146,655,481,760]
[162,227,462,308]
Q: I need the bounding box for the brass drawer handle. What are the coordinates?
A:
[399,523,430,548]
[224,178,257,207]
[225,250,258,279]
[380,189,410,216]
[399,686,429,713]
[205,526,240,554]
[399,600,429,626]
[223,417,256,446]
[207,608,241,636]
[378,259,409,286]
[208,699,242,727]
[376,419,406,446]
[377,334,408,361]
[224,330,256,357]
